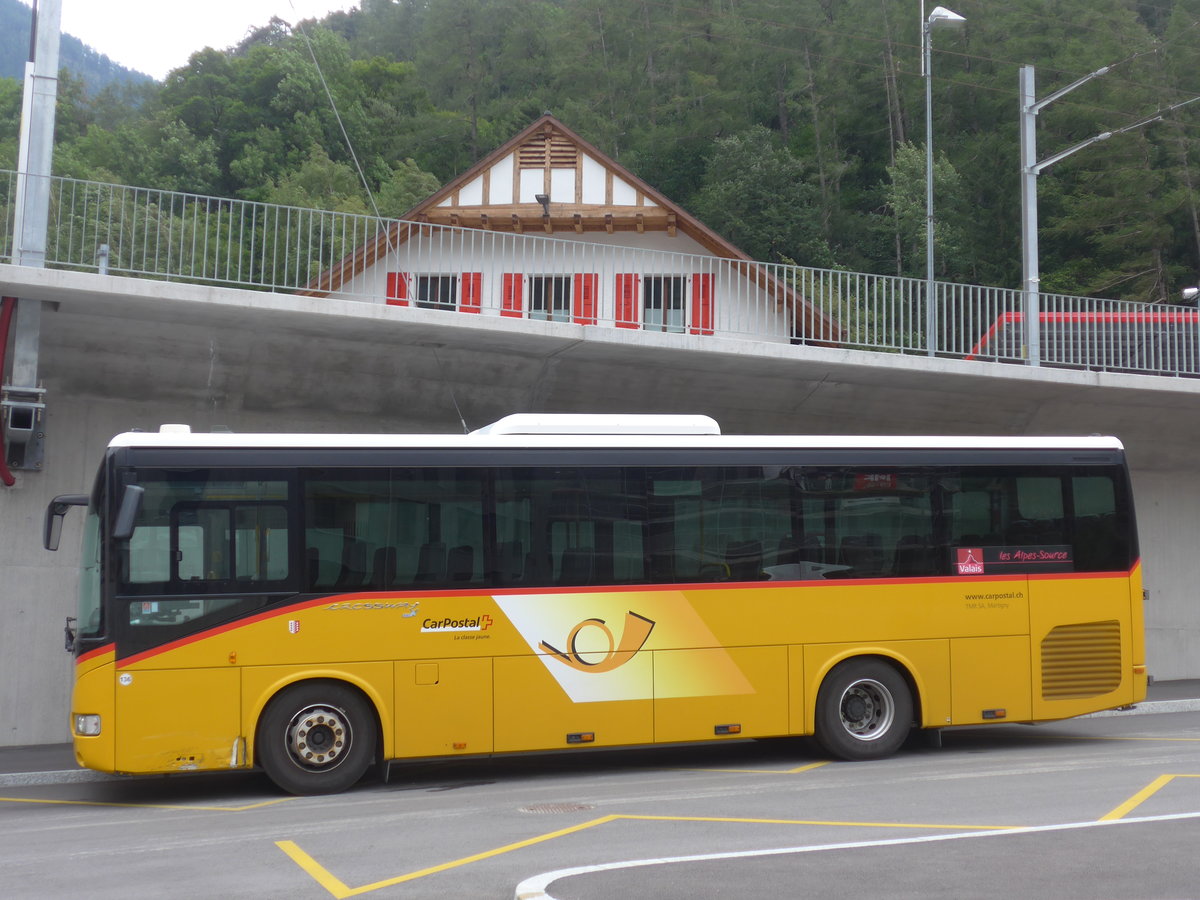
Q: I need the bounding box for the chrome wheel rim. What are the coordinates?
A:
[838,678,895,741]
[284,704,351,771]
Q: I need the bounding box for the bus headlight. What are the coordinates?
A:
[74,714,101,736]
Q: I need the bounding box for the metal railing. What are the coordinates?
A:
[2,169,1197,376]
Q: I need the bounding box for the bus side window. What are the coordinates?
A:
[1013,476,1065,543]
[1072,474,1123,571]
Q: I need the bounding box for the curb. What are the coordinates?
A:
[1082,698,1200,718]
[0,769,121,788]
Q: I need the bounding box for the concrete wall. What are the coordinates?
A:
[1129,469,1200,680]
[3,266,1199,745]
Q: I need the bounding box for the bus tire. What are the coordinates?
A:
[257,681,377,795]
[814,659,912,761]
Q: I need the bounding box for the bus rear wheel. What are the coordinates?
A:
[814,659,912,761]
[257,681,377,795]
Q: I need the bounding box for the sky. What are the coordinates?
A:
[49,0,359,80]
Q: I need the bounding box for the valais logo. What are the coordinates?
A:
[956,548,985,575]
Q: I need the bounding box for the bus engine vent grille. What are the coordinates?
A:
[1040,619,1122,700]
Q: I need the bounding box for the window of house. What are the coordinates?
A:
[416,276,458,311]
[529,276,572,322]
[643,276,686,333]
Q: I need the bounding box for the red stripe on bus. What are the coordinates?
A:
[113,562,1140,667]
[77,643,115,665]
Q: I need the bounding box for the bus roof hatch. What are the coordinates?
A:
[472,414,721,436]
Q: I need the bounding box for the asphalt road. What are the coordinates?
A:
[2,711,1199,899]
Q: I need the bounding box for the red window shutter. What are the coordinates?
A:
[573,273,598,325]
[690,273,714,335]
[615,274,639,329]
[502,274,524,317]
[386,271,409,306]
[461,272,482,313]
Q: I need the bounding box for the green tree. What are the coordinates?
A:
[691,125,835,267]
[884,141,968,280]
[268,143,368,213]
[373,158,441,217]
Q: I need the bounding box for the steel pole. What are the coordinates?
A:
[924,20,936,356]
[1019,66,1041,366]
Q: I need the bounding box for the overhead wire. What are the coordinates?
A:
[285,1,402,266]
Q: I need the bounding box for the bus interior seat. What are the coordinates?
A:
[777,535,822,565]
[958,533,1001,546]
[414,542,447,584]
[334,539,368,588]
[371,546,397,588]
[558,547,595,585]
[492,540,524,585]
[306,547,321,586]
[1036,526,1064,544]
[1005,520,1037,543]
[893,534,937,576]
[726,540,763,581]
[448,545,475,582]
[839,534,883,575]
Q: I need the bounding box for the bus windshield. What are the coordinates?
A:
[77,501,103,641]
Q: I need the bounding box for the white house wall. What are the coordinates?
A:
[581,155,607,204]
[333,227,793,341]
[489,154,514,204]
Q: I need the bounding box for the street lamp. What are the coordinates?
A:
[923,3,965,356]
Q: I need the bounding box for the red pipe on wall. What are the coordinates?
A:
[0,297,18,487]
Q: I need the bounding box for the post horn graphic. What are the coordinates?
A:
[539,611,656,673]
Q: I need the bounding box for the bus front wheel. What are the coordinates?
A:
[257,681,377,795]
[814,659,912,761]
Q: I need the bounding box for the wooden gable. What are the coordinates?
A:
[419,117,679,239]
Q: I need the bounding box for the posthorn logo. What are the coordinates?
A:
[538,611,656,673]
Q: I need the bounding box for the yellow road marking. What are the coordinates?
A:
[0,795,292,812]
[277,816,624,898]
[1100,774,1200,821]
[277,813,1015,897]
[1006,734,1200,744]
[694,761,830,775]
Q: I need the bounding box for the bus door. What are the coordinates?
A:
[113,476,293,773]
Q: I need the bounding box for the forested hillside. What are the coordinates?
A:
[0,0,152,92]
[4,0,1200,302]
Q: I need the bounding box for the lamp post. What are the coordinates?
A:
[923,4,965,356]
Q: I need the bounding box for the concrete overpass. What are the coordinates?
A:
[2,262,1198,746]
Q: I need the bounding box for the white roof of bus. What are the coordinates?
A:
[107,416,1125,452]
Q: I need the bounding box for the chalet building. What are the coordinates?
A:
[309,114,839,343]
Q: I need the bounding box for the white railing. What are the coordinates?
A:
[2,169,1197,376]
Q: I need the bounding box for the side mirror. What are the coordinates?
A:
[112,484,145,542]
[44,494,89,551]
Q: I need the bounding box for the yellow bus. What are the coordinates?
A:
[45,414,1146,794]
